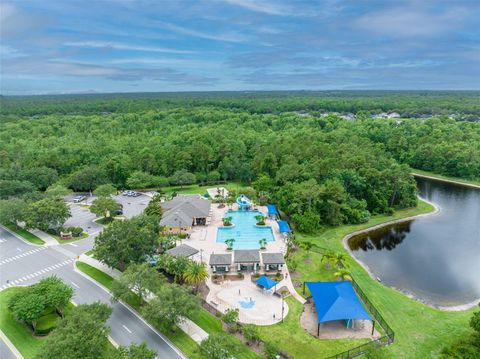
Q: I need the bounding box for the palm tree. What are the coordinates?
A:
[225,238,235,250]
[334,268,352,281]
[259,238,267,249]
[183,261,209,293]
[300,241,313,254]
[331,252,347,268]
[223,216,233,226]
[255,214,265,225]
[321,250,335,269]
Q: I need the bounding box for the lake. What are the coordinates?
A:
[348,177,480,307]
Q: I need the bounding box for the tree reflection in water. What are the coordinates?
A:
[348,220,413,251]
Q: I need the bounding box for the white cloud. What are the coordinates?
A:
[157,21,250,43]
[63,41,195,54]
[0,45,26,59]
[221,0,290,16]
[354,6,469,38]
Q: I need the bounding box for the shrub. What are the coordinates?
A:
[67,226,83,237]
[242,324,260,345]
[264,342,280,359]
[237,272,244,279]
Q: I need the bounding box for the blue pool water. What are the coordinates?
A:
[216,210,275,249]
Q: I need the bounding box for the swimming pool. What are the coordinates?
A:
[216,210,275,249]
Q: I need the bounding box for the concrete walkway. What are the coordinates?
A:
[281,265,307,304]
[30,229,58,246]
[76,255,208,344]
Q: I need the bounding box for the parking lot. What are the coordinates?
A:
[64,204,103,234]
[113,193,152,218]
[64,193,152,232]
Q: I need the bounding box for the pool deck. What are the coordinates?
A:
[185,203,287,263]
[180,203,306,324]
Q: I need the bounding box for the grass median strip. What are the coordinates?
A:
[2,223,45,245]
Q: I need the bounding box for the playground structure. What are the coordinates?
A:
[236,194,252,210]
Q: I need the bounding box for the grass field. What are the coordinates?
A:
[286,199,475,358]
[0,287,75,359]
[2,223,45,245]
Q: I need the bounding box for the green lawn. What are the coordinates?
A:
[0,287,46,359]
[49,231,89,244]
[412,168,480,187]
[287,199,475,358]
[257,297,368,358]
[0,288,73,359]
[2,223,45,245]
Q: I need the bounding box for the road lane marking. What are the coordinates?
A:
[122,325,132,334]
[71,281,80,288]
[0,247,47,266]
[68,243,78,247]
[0,259,74,291]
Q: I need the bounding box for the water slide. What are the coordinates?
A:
[236,194,252,209]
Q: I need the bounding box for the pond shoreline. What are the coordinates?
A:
[412,172,480,189]
[343,193,480,312]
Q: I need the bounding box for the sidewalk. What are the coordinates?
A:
[30,229,58,246]
[76,255,208,344]
[280,265,307,304]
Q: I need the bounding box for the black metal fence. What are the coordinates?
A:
[308,245,395,359]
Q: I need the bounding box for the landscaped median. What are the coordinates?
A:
[2,223,45,245]
[75,261,261,359]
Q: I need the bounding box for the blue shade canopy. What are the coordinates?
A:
[277,220,291,233]
[267,204,278,216]
[256,275,278,290]
[306,281,372,323]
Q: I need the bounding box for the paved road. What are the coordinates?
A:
[0,225,185,359]
[0,337,17,359]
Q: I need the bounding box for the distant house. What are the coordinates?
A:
[160,194,211,234]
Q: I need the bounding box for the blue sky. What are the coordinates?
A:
[1,0,479,95]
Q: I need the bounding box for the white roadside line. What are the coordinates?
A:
[0,329,24,359]
[0,225,43,247]
[72,261,188,359]
[71,281,80,288]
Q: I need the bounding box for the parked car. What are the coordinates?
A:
[73,195,86,203]
[132,191,141,197]
[122,191,129,196]
[114,205,123,215]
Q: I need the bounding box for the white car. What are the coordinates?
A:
[73,195,86,203]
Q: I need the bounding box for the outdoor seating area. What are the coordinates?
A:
[302,281,378,339]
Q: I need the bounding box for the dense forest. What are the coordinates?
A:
[1,91,480,120]
[1,92,479,231]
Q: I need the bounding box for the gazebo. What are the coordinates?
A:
[256,275,278,291]
[304,281,373,336]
